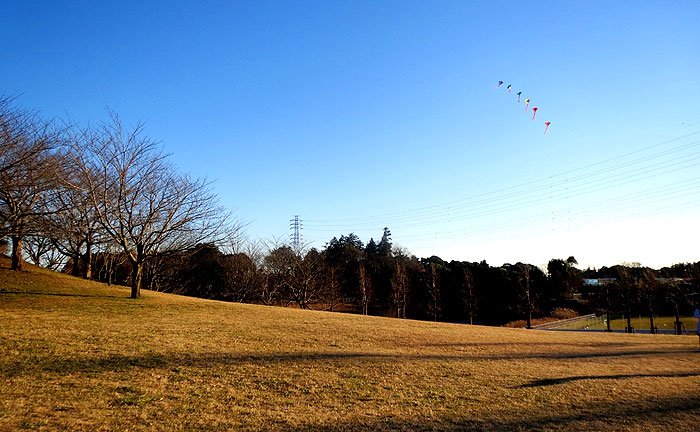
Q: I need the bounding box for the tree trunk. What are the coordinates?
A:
[525,291,532,329]
[72,253,81,276]
[626,307,633,333]
[84,242,92,279]
[131,260,143,299]
[11,235,23,271]
[107,256,113,286]
[606,310,612,332]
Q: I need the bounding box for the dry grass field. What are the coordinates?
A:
[2,258,700,431]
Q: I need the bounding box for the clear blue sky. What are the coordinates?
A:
[3,1,700,269]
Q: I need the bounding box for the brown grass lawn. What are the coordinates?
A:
[2,259,700,431]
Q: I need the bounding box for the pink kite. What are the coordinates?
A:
[525,99,530,111]
[532,107,539,120]
[544,121,551,135]
[494,80,504,90]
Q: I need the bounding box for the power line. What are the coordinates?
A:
[300,125,700,252]
[304,128,700,226]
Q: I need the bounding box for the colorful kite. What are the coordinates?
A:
[492,81,553,136]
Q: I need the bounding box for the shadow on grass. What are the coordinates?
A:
[286,395,700,431]
[0,290,125,299]
[519,372,700,388]
[424,341,644,348]
[3,348,699,377]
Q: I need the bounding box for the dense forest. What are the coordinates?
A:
[2,96,700,327]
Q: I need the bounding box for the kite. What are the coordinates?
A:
[492,81,553,136]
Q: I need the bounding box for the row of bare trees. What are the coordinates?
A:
[1,97,233,298]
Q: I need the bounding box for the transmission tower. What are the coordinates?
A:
[289,215,302,251]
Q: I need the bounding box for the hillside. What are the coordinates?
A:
[2,258,700,431]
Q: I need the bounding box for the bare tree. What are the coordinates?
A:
[391,261,409,319]
[48,128,107,279]
[321,267,344,312]
[0,97,63,270]
[517,263,533,329]
[73,113,230,298]
[357,263,372,315]
[426,262,441,322]
[460,266,476,325]
[94,242,127,286]
[221,252,262,302]
[264,246,323,309]
[22,233,55,266]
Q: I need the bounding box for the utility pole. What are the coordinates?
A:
[289,215,302,253]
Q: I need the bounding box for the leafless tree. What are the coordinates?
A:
[46,127,109,278]
[22,233,54,266]
[73,112,230,298]
[264,246,324,309]
[322,267,343,311]
[461,267,476,325]
[426,262,441,322]
[391,261,409,318]
[517,263,533,329]
[22,233,67,270]
[357,263,372,315]
[0,97,63,270]
[94,243,127,286]
[220,252,263,302]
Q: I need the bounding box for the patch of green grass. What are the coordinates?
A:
[555,314,697,332]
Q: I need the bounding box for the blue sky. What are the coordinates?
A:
[3,1,700,269]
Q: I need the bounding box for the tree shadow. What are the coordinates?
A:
[0,290,125,299]
[519,372,700,388]
[3,349,699,377]
[424,341,639,349]
[284,395,700,431]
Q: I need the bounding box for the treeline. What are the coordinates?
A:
[3,96,699,327]
[61,228,700,327]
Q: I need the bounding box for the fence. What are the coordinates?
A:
[533,313,698,334]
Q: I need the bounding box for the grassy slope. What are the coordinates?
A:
[2,258,700,431]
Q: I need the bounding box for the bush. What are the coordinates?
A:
[551,307,578,320]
